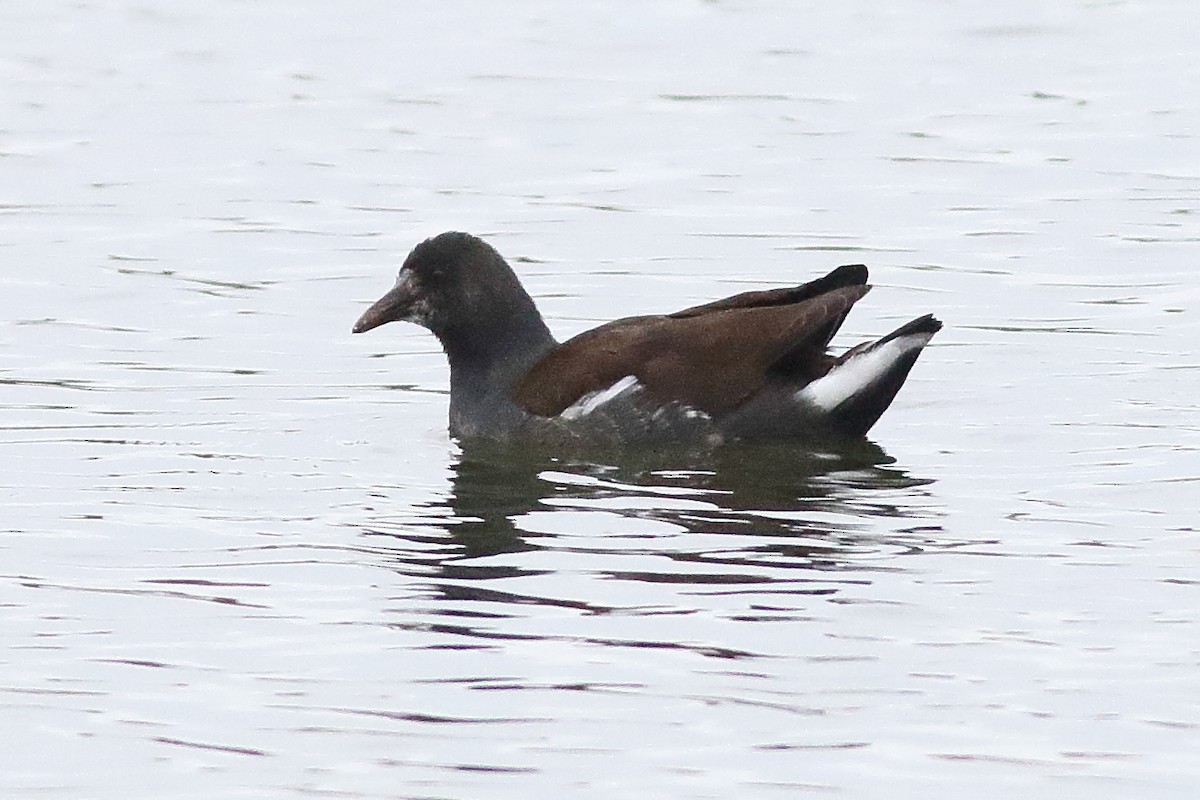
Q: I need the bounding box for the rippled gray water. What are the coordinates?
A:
[3,1,1198,798]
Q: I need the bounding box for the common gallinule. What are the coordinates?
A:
[353,232,941,443]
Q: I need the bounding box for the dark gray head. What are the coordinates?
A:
[353,232,532,335]
[352,232,554,364]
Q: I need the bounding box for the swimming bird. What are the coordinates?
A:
[352,232,941,443]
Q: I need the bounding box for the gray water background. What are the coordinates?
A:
[2,1,1198,798]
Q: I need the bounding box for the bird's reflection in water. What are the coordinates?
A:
[432,436,939,563]
[366,438,942,651]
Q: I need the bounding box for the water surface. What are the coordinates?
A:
[2,1,1198,798]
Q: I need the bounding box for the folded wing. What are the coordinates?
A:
[512,265,871,418]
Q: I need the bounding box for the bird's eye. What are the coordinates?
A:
[422,263,449,286]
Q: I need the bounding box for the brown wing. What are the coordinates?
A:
[668,263,867,318]
[512,266,871,418]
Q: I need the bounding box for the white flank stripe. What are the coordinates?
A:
[560,375,641,420]
[797,332,935,411]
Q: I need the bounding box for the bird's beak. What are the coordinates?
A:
[352,273,417,334]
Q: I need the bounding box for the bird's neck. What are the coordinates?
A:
[441,308,557,437]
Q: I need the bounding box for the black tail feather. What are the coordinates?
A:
[826,314,942,437]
